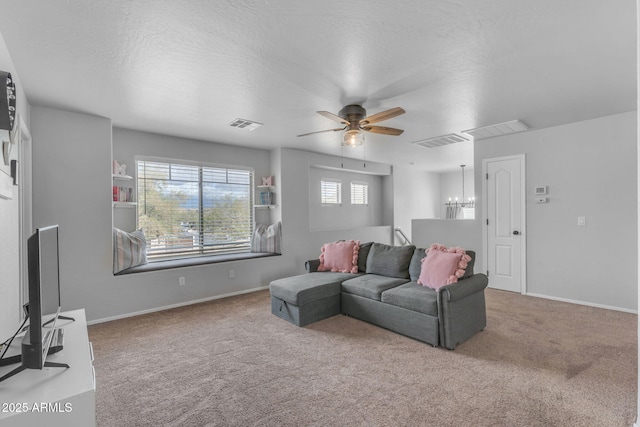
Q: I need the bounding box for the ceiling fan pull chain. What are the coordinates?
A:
[363,141,366,168]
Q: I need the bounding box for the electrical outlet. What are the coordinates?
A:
[229,269,235,279]
[577,216,586,226]
[178,277,186,286]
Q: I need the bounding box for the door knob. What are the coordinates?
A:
[513,230,520,235]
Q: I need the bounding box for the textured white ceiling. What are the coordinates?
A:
[0,0,635,172]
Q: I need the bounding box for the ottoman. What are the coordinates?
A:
[269,272,357,326]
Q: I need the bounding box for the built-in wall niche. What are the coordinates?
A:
[440,165,475,220]
[112,159,137,232]
[308,165,384,231]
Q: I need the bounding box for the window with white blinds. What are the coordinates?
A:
[137,159,254,260]
[351,181,369,205]
[321,179,342,205]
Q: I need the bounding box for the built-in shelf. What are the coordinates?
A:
[113,172,135,206]
[112,174,133,180]
[113,201,136,208]
[255,204,277,209]
[257,184,275,206]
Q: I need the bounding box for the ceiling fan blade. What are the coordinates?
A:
[361,107,405,125]
[361,125,404,136]
[297,127,345,137]
[317,111,350,125]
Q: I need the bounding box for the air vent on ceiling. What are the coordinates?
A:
[462,120,528,140]
[228,118,263,131]
[412,133,470,149]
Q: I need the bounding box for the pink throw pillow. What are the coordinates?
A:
[317,240,360,273]
[417,244,472,290]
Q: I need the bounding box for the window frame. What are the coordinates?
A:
[320,178,342,206]
[135,156,255,261]
[350,181,369,206]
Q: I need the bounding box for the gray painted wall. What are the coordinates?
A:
[474,111,637,311]
[391,167,440,245]
[31,106,114,320]
[412,219,483,256]
[279,148,393,270]
[308,166,383,231]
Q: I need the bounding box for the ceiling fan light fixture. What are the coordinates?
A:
[342,129,364,147]
[298,105,405,142]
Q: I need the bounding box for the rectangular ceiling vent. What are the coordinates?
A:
[228,118,263,131]
[462,120,528,140]
[412,133,470,149]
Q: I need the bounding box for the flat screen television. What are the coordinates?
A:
[22,224,62,369]
[0,225,69,383]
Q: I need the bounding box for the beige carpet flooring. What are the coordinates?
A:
[89,288,637,426]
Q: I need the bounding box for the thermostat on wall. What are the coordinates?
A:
[534,186,547,195]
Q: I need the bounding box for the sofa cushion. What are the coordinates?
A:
[270,272,358,305]
[381,282,439,317]
[365,243,415,279]
[357,242,373,272]
[318,240,360,273]
[341,274,409,301]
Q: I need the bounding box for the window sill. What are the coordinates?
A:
[114,252,280,275]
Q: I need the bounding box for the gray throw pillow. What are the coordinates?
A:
[366,243,416,279]
[357,242,373,272]
[409,247,427,282]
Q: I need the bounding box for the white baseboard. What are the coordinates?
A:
[525,292,637,314]
[87,285,269,325]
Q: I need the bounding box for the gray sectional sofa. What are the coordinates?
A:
[269,242,489,350]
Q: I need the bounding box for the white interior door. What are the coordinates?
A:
[484,155,525,293]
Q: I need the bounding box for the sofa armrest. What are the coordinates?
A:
[305,259,320,273]
[440,274,488,302]
[438,273,489,350]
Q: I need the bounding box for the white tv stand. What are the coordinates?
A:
[0,309,96,427]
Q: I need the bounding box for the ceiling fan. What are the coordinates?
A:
[297,104,405,147]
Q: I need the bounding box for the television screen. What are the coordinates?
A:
[38,226,61,317]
